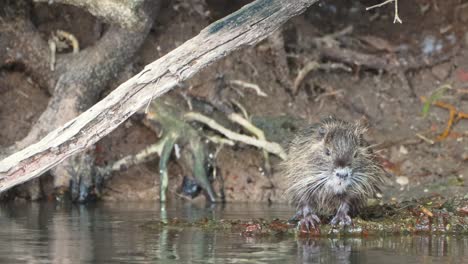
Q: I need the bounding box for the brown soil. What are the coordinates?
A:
[0,71,49,146]
[1,0,467,203]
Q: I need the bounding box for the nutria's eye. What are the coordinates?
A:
[325,148,331,156]
[318,127,326,137]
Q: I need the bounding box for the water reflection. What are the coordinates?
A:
[0,202,467,263]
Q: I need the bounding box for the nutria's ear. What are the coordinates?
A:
[354,117,369,135]
[321,115,337,124]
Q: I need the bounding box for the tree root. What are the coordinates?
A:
[144,97,218,202]
[0,0,159,201]
[33,0,153,30]
[184,112,287,160]
[293,61,351,94]
[99,91,287,202]
[226,112,273,175]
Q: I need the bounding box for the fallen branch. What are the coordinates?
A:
[0,0,317,193]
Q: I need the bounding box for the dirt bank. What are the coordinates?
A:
[1,0,466,203]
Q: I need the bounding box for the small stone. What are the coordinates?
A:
[399,145,409,155]
[431,63,451,80]
[396,176,409,186]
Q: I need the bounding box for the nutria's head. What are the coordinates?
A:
[284,116,386,210]
[316,117,369,194]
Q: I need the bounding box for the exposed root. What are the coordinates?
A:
[47,30,80,71]
[158,135,177,203]
[143,98,219,202]
[48,38,57,71]
[293,61,351,94]
[184,112,287,160]
[228,80,267,97]
[228,112,272,175]
[0,0,158,201]
[33,0,154,30]
[206,135,235,146]
[99,138,167,176]
[230,99,249,119]
[55,30,80,53]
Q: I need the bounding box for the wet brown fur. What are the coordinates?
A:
[282,117,387,218]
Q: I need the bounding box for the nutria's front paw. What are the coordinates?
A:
[300,213,321,231]
[330,214,352,226]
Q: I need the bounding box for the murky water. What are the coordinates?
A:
[0,202,467,263]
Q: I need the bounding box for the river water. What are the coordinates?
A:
[0,202,467,263]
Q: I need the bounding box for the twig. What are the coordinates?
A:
[293,61,351,94]
[56,30,80,53]
[415,133,435,145]
[366,0,402,24]
[228,80,268,97]
[420,96,468,140]
[184,112,287,160]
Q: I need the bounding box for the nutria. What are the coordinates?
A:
[283,116,388,228]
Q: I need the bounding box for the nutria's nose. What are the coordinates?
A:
[336,171,349,179]
[335,167,351,179]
